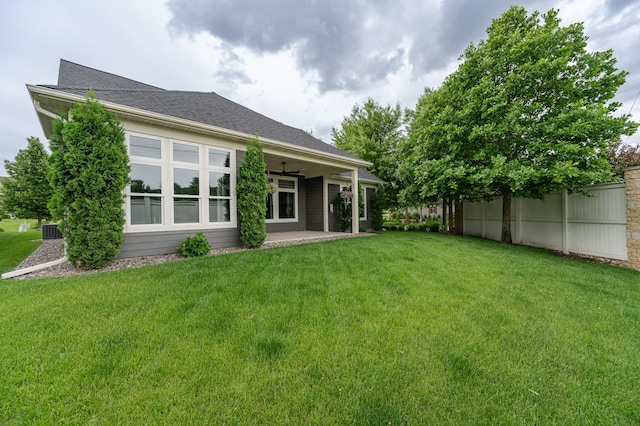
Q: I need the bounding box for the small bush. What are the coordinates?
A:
[427,220,442,232]
[178,232,211,257]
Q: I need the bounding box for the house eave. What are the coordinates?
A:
[26,85,372,170]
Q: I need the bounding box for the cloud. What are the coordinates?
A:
[166,0,418,92]
[166,0,578,93]
[214,46,253,89]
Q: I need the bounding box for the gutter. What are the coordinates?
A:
[26,85,372,169]
[1,256,68,280]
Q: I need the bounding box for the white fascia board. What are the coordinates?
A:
[26,85,372,169]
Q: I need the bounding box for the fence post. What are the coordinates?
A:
[562,189,569,254]
[625,167,640,271]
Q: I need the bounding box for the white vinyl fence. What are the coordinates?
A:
[464,183,627,261]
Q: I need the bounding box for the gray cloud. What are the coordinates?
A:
[214,46,253,90]
[167,0,415,91]
[606,0,639,13]
[167,0,576,92]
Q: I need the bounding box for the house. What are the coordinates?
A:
[27,60,382,257]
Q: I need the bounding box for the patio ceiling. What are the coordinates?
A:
[263,152,353,179]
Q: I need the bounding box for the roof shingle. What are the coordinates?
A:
[47,60,361,161]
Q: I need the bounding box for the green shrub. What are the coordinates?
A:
[178,232,211,257]
[48,92,129,269]
[237,135,267,248]
[426,218,443,232]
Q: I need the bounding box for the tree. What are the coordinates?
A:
[331,98,404,207]
[408,6,637,243]
[606,140,640,178]
[2,137,51,227]
[237,135,267,248]
[49,92,130,269]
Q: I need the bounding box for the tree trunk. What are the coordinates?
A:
[454,196,464,235]
[442,197,448,231]
[501,189,512,244]
[448,194,454,234]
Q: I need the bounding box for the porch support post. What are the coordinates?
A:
[323,177,329,232]
[352,168,359,234]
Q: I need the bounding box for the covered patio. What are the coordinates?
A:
[263,231,369,247]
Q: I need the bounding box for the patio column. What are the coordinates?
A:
[352,168,359,234]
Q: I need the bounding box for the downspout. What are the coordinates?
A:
[1,254,68,280]
[34,100,63,121]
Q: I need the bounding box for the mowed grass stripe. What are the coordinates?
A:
[0,232,638,424]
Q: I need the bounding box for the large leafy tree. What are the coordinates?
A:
[49,92,130,269]
[331,98,404,206]
[237,135,267,248]
[2,137,51,227]
[408,6,637,243]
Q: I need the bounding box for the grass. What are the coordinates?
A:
[0,219,42,274]
[0,232,639,424]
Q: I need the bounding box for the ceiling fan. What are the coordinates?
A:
[268,162,300,176]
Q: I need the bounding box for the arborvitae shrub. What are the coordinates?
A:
[48,92,129,269]
[237,135,267,248]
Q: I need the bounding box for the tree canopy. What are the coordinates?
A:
[2,137,51,226]
[406,6,638,243]
[331,98,405,206]
[606,140,640,178]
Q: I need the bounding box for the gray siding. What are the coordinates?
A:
[119,228,241,258]
[266,177,307,233]
[361,188,376,230]
[306,177,324,231]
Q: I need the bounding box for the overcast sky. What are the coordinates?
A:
[1,0,639,175]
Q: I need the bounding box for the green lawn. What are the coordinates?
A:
[1,232,639,424]
[0,219,42,274]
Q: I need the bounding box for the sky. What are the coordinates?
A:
[1,0,639,175]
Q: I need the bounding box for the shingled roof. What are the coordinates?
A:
[44,60,361,161]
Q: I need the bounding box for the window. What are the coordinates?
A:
[207,147,232,223]
[173,167,200,223]
[126,133,235,230]
[129,136,163,225]
[266,177,297,222]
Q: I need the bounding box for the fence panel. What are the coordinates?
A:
[463,183,627,261]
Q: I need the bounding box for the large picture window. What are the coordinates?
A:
[266,177,297,222]
[126,133,235,230]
